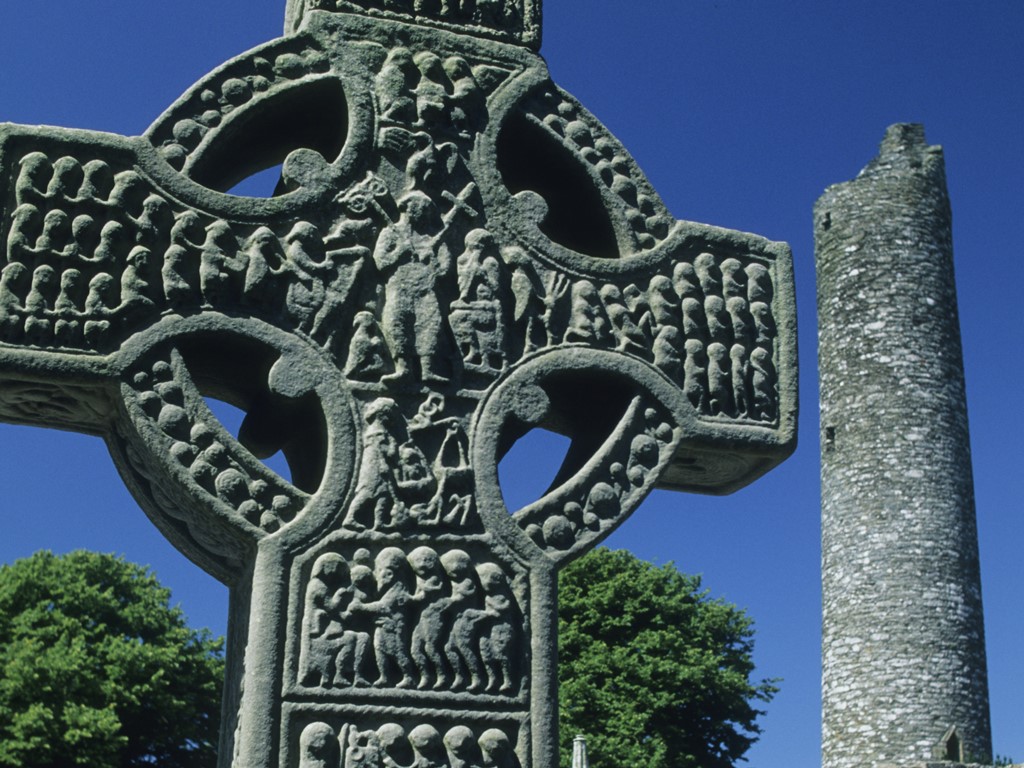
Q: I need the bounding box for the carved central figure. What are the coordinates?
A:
[0,1,796,766]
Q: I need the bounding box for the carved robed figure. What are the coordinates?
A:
[0,2,796,766]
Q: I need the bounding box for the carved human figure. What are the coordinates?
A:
[479,729,519,768]
[345,310,390,381]
[750,300,775,349]
[408,724,448,768]
[405,135,452,196]
[622,283,653,335]
[474,563,517,694]
[199,220,243,306]
[70,215,99,262]
[134,194,174,252]
[652,325,682,380]
[719,257,746,298]
[120,246,155,315]
[671,261,699,301]
[600,284,648,355]
[35,209,73,258]
[683,338,708,412]
[91,220,129,269]
[726,295,754,347]
[730,343,749,418]
[413,51,449,128]
[8,203,42,261]
[704,294,729,344]
[408,546,450,689]
[396,439,436,516]
[346,547,417,688]
[46,157,83,204]
[299,722,340,768]
[14,152,51,206]
[162,211,204,306]
[109,170,148,218]
[445,726,483,768]
[284,221,328,332]
[242,226,286,308]
[343,398,405,530]
[83,272,117,348]
[443,549,485,692]
[679,295,707,344]
[340,561,377,686]
[450,228,505,370]
[564,279,608,345]
[646,274,677,330]
[0,263,29,341]
[706,341,732,416]
[301,552,352,688]
[79,159,114,202]
[694,252,722,296]
[470,0,498,25]
[373,191,451,382]
[444,56,485,136]
[23,265,58,344]
[745,262,773,303]
[53,268,85,346]
[749,346,776,422]
[376,47,418,128]
[377,722,414,768]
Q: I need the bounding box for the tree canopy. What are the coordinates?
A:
[558,547,776,768]
[0,550,224,768]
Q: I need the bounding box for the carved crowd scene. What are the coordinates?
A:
[513,397,676,556]
[295,719,521,768]
[2,102,780,426]
[298,0,539,46]
[299,545,523,696]
[125,352,305,536]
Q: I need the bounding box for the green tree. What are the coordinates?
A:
[558,548,776,768]
[0,550,224,768]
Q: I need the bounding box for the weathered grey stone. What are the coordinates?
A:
[0,2,796,766]
[816,124,991,768]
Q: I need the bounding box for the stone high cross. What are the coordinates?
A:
[0,2,796,766]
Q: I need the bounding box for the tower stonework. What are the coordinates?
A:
[816,124,991,768]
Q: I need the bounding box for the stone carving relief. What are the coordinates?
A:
[292,0,541,49]
[293,719,521,768]
[298,544,523,695]
[0,2,796,766]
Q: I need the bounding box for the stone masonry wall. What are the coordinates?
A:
[815,124,991,768]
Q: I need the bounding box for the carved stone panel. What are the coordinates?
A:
[0,3,797,767]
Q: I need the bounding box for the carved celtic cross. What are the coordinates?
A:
[0,1,796,766]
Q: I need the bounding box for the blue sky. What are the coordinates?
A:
[1,2,1022,765]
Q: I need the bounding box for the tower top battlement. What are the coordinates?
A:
[286,0,542,49]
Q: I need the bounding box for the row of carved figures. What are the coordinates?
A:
[129,358,301,534]
[153,43,331,169]
[1,218,778,424]
[516,404,673,552]
[375,47,486,142]
[298,721,519,768]
[300,546,522,695]
[529,87,671,252]
[323,0,522,30]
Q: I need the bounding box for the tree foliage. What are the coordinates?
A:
[558,548,776,768]
[0,550,224,768]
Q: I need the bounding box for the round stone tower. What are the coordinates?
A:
[815,123,991,768]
